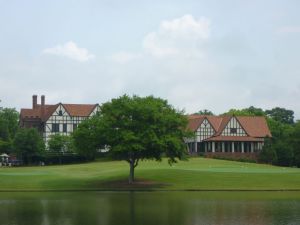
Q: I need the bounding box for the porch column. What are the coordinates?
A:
[241,142,244,153]
[194,141,197,153]
[222,142,225,152]
[251,142,254,153]
[212,142,215,153]
[204,142,207,152]
[259,142,262,151]
[231,142,235,153]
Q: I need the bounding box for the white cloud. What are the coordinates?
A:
[160,14,210,39]
[42,41,95,62]
[110,52,142,64]
[111,15,210,62]
[143,14,210,57]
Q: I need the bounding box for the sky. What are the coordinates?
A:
[0,0,299,118]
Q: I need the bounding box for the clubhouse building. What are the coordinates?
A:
[186,115,271,156]
[20,95,100,143]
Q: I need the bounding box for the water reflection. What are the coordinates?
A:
[0,192,299,225]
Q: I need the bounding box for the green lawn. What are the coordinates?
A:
[1,157,300,191]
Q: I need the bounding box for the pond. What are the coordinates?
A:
[0,191,299,225]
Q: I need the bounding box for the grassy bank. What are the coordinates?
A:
[0,157,300,191]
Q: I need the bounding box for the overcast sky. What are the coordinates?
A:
[0,0,299,118]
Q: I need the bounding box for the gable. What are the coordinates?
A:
[196,118,215,141]
[51,104,70,117]
[45,104,71,123]
[221,117,247,136]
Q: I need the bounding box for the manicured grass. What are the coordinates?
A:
[1,157,300,191]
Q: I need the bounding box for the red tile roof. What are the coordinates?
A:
[187,116,205,131]
[20,103,98,122]
[187,114,271,139]
[63,104,97,117]
[237,116,271,137]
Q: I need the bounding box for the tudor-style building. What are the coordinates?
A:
[19,95,100,143]
[186,115,271,155]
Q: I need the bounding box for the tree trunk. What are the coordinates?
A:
[129,160,135,184]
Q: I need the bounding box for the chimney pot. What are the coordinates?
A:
[32,95,37,109]
[41,95,45,118]
[41,95,45,106]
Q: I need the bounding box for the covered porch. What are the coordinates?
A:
[187,136,264,154]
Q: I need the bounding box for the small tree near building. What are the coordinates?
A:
[72,116,101,160]
[48,134,73,153]
[13,128,45,164]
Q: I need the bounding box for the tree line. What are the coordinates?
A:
[1,99,299,171]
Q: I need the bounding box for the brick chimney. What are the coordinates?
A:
[41,95,45,106]
[41,95,45,117]
[32,95,37,109]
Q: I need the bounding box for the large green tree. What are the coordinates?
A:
[73,95,190,183]
[13,128,45,164]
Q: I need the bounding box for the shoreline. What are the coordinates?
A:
[1,189,300,192]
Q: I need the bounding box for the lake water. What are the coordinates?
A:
[0,191,299,225]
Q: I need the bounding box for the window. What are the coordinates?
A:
[58,110,63,116]
[52,124,60,132]
[73,124,77,130]
[230,128,237,134]
[63,123,67,132]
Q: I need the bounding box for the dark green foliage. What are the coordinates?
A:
[274,141,294,167]
[291,121,300,167]
[195,109,214,115]
[73,95,191,183]
[211,155,257,163]
[41,152,86,165]
[13,128,45,164]
[265,107,294,124]
[259,138,277,164]
[266,118,296,167]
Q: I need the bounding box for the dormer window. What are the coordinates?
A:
[59,110,63,116]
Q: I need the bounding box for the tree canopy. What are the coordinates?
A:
[223,106,265,116]
[265,107,294,124]
[73,95,190,183]
[194,109,214,115]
